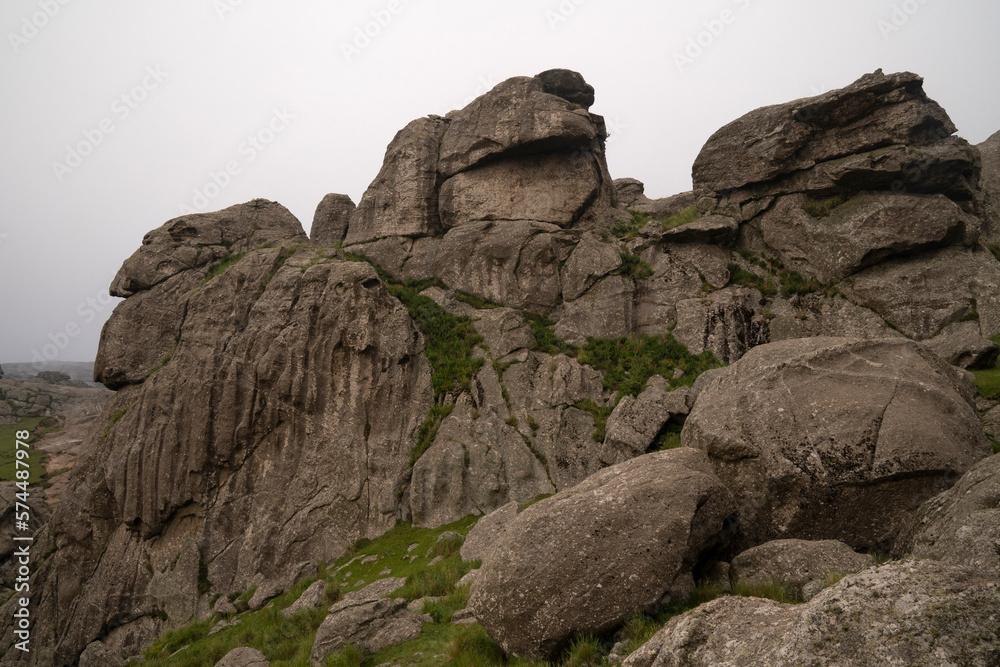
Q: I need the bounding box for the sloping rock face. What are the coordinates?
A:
[0,202,434,665]
[892,453,1000,572]
[469,448,736,661]
[978,130,1000,244]
[682,337,991,551]
[623,559,1000,667]
[309,597,426,665]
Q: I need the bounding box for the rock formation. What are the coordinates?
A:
[2,68,998,666]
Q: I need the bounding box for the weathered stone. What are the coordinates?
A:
[215,647,269,667]
[502,352,611,491]
[344,236,413,281]
[840,246,1000,340]
[282,580,328,617]
[109,199,307,297]
[439,75,604,178]
[439,151,604,228]
[693,70,958,205]
[920,320,1000,369]
[613,179,697,221]
[460,502,521,563]
[752,192,975,283]
[978,129,1000,244]
[426,221,573,313]
[78,641,124,667]
[555,275,635,344]
[311,193,355,245]
[623,560,1000,667]
[729,539,874,598]
[451,608,478,625]
[984,405,1000,440]
[892,453,1000,572]
[471,308,534,360]
[409,391,554,528]
[672,287,769,363]
[469,448,736,661]
[560,232,622,301]
[660,215,738,245]
[344,577,405,602]
[18,246,434,665]
[599,378,690,466]
[683,337,992,550]
[635,244,731,336]
[345,116,447,244]
[767,294,904,343]
[309,597,426,665]
[536,68,595,109]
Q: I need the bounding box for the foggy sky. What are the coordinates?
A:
[1,0,998,367]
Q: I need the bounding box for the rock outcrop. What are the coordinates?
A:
[309,597,427,666]
[682,337,991,551]
[623,560,1000,667]
[892,453,1000,571]
[469,448,735,661]
[1,202,434,665]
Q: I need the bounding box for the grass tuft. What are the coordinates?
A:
[802,192,848,218]
[578,334,723,396]
[661,205,699,231]
[733,579,800,604]
[619,253,653,280]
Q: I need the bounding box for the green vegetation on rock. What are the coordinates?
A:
[578,334,722,396]
[0,417,46,483]
[802,192,848,218]
[661,205,699,231]
[618,253,653,280]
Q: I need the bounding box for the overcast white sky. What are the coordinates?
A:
[1,0,998,366]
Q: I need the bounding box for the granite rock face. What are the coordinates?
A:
[683,337,991,551]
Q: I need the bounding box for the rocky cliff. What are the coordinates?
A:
[2,69,998,666]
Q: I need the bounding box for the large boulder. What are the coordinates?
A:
[438,74,604,178]
[892,453,1000,572]
[598,377,689,466]
[728,539,874,599]
[460,501,521,563]
[682,337,992,551]
[469,448,736,661]
[623,559,1000,667]
[693,70,964,214]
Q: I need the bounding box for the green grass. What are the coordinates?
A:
[0,417,47,483]
[523,312,577,357]
[802,192,848,218]
[972,368,1000,400]
[661,205,699,231]
[578,334,723,396]
[618,253,653,280]
[454,291,502,310]
[732,580,801,604]
[573,399,615,443]
[727,263,778,296]
[139,517,482,667]
[202,252,248,283]
[985,243,1000,263]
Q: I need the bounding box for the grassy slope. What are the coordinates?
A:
[0,417,47,483]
